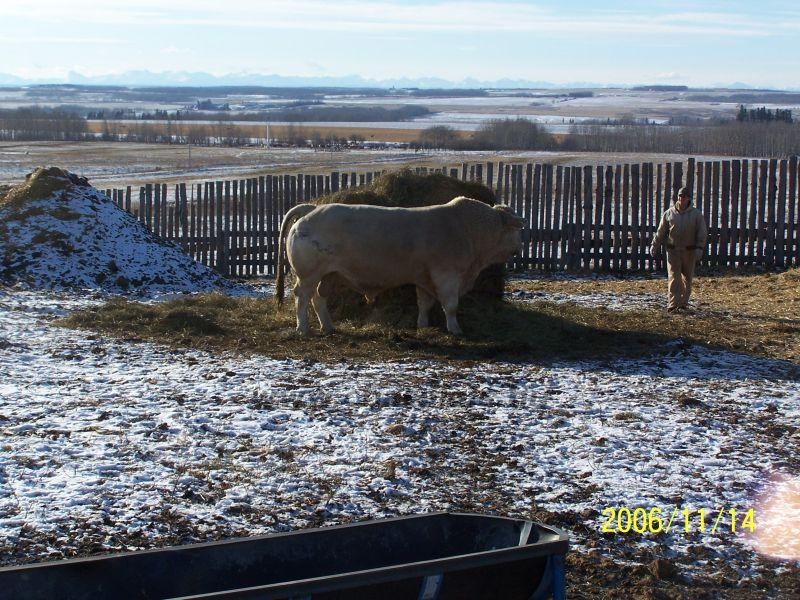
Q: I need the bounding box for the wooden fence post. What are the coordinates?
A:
[789,156,798,266]
[701,163,711,266]
[495,161,504,202]
[622,164,630,270]
[730,161,741,265]
[645,162,655,270]
[766,159,778,267]
[747,160,758,265]
[532,164,542,270]
[602,166,613,271]
[552,166,563,271]
[143,184,152,229]
[672,160,683,198]
[189,184,197,261]
[720,161,730,266]
[612,165,622,272]
[214,181,226,275]
[258,176,266,275]
[630,164,640,271]
[776,159,787,267]
[264,175,273,276]
[178,183,188,251]
[757,160,768,265]
[522,163,533,269]
[543,165,554,270]
[708,162,719,266]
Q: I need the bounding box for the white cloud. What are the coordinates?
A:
[2,1,796,37]
[653,72,685,81]
[0,35,123,45]
[161,46,191,55]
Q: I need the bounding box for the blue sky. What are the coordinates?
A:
[1,0,799,88]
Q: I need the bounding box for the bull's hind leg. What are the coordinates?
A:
[292,278,318,335]
[415,286,436,329]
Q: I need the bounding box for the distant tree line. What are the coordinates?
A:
[415,117,800,157]
[408,89,489,98]
[88,105,430,123]
[563,121,799,157]
[631,85,689,92]
[0,107,89,141]
[415,119,557,151]
[689,92,800,104]
[736,105,792,123]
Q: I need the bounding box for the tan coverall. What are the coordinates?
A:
[651,202,708,310]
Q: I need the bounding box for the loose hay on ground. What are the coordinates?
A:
[60,268,800,367]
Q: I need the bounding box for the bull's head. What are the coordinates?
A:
[492,204,525,261]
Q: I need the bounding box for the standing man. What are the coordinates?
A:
[650,186,708,313]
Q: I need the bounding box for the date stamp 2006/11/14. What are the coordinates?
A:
[601,507,756,535]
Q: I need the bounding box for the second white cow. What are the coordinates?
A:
[276,196,525,335]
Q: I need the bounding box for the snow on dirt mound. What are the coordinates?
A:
[0,167,228,294]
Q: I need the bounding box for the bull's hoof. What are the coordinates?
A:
[320,326,335,336]
[295,327,311,336]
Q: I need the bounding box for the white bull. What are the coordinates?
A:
[275,196,525,335]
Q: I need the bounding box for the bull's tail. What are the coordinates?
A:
[275,203,317,304]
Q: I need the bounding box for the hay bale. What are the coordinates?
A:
[296,169,510,330]
[318,169,496,208]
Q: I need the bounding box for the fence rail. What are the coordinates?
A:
[106,157,800,276]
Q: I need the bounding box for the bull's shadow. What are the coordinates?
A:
[322,285,799,383]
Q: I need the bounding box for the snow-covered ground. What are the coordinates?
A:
[1,168,797,586]
[1,285,798,575]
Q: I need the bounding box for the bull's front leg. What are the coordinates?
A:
[415,286,436,329]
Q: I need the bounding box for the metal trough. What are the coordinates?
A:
[0,512,568,599]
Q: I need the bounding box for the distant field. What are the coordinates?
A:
[0,141,721,189]
[4,85,794,188]
[83,121,431,144]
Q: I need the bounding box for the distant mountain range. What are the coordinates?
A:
[0,70,790,91]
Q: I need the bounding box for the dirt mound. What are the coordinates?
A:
[0,167,228,294]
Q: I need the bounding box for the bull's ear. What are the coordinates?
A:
[496,206,525,229]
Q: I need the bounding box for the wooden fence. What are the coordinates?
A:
[106,157,800,276]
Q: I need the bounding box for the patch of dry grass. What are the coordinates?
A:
[59,268,799,366]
